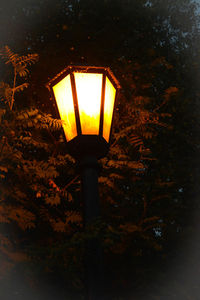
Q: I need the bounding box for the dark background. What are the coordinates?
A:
[0,0,200,299]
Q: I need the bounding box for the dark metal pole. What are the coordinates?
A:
[80,156,103,300]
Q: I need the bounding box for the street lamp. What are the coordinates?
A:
[46,65,120,159]
[46,65,120,299]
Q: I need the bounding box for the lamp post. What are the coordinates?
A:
[46,65,120,299]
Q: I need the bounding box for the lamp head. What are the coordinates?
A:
[46,65,120,159]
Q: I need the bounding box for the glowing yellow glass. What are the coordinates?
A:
[53,75,77,141]
[74,72,102,135]
[103,77,116,142]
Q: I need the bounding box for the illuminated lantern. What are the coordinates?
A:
[46,66,120,159]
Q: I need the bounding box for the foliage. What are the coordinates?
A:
[0,47,82,291]
[0,46,38,110]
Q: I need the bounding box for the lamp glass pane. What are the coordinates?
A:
[74,72,102,135]
[103,77,116,142]
[53,75,77,141]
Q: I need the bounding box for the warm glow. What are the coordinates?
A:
[103,77,116,142]
[74,72,102,135]
[53,75,77,141]
[50,67,118,145]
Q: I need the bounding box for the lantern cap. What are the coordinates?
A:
[46,65,121,91]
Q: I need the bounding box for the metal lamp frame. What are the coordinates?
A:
[46,65,120,159]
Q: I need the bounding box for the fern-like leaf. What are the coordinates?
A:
[14,83,29,93]
[128,135,144,147]
[0,82,12,104]
[44,193,61,206]
[0,46,19,66]
[65,211,82,225]
[16,54,39,66]
[16,64,29,77]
